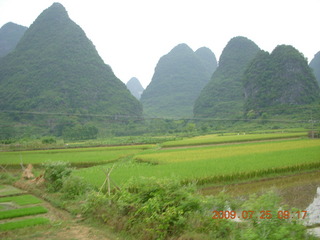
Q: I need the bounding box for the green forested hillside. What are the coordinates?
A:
[193,36,260,118]
[126,77,144,100]
[140,44,217,117]
[0,3,142,116]
[0,22,27,58]
[310,51,320,86]
[243,45,320,115]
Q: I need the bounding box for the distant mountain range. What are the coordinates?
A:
[126,77,144,100]
[0,2,318,131]
[310,51,320,86]
[0,22,27,58]
[243,45,319,115]
[0,3,142,118]
[194,36,261,118]
[141,43,217,117]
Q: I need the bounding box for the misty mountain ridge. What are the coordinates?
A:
[0,22,27,58]
[310,51,320,86]
[243,45,320,115]
[194,36,261,118]
[126,77,144,100]
[141,43,217,117]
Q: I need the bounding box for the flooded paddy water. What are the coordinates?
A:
[201,170,320,209]
[201,170,320,236]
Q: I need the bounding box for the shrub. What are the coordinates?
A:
[61,175,92,200]
[83,177,202,240]
[41,137,57,144]
[43,161,72,192]
[82,182,316,240]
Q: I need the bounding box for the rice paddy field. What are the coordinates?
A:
[1,131,319,190]
[72,133,320,188]
[0,185,49,231]
[0,144,154,167]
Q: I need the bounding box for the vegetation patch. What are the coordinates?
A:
[0,206,48,220]
[0,217,49,231]
[82,177,312,240]
[0,194,42,206]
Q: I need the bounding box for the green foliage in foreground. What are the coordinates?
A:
[81,178,312,240]
[43,161,72,192]
[60,175,92,200]
[0,206,48,220]
[0,217,49,231]
[0,194,42,205]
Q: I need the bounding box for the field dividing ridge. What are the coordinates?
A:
[161,132,306,148]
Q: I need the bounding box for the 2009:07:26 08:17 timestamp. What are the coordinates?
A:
[212,210,308,220]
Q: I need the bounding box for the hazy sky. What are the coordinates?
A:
[0,0,319,88]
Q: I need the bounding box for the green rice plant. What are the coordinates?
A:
[0,217,49,231]
[137,139,320,164]
[0,206,48,220]
[0,144,154,167]
[0,185,24,197]
[75,139,320,187]
[161,132,306,148]
[0,195,42,206]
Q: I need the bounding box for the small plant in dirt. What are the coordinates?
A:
[43,161,72,192]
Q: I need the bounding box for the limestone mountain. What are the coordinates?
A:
[194,36,260,118]
[126,77,144,100]
[310,51,320,86]
[195,47,218,77]
[0,22,27,58]
[0,3,142,116]
[243,45,319,114]
[140,43,217,117]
